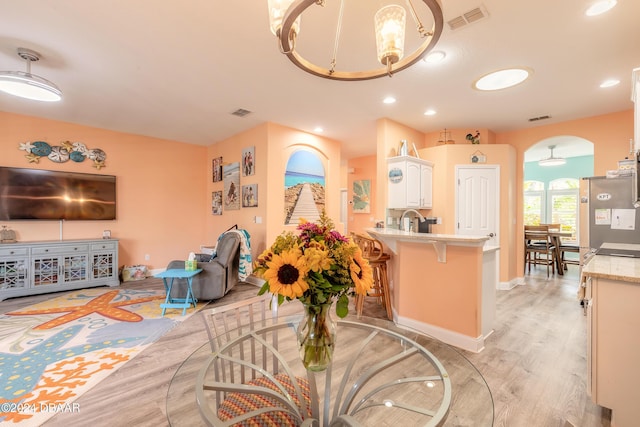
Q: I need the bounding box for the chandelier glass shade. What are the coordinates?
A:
[538,145,566,167]
[0,48,62,102]
[375,5,406,71]
[267,0,444,81]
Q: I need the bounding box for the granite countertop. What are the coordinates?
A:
[582,255,640,283]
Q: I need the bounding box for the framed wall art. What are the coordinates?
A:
[212,191,222,215]
[242,146,255,177]
[212,157,222,182]
[223,162,240,210]
[242,184,258,207]
[353,179,371,213]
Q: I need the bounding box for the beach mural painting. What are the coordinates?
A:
[223,162,240,210]
[284,150,325,225]
[352,179,371,213]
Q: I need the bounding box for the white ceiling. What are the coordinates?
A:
[1,0,638,160]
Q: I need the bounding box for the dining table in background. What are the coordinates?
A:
[166,316,494,426]
[525,229,573,275]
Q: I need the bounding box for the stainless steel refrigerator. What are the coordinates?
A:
[584,175,640,256]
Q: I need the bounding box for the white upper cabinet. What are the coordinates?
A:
[387,156,433,209]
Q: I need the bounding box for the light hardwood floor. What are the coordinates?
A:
[0,266,610,427]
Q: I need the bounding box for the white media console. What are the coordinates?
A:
[0,239,119,301]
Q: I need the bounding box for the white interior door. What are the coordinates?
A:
[456,165,500,247]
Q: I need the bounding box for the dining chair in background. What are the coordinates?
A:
[524,226,556,277]
[351,232,393,320]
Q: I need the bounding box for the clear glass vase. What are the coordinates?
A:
[297,302,336,372]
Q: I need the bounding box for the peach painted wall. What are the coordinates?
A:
[496,109,634,277]
[264,123,343,244]
[375,118,427,221]
[0,111,207,269]
[347,155,378,234]
[419,144,517,283]
[423,128,497,147]
[206,122,344,262]
[377,110,633,285]
[395,243,483,337]
[205,124,269,259]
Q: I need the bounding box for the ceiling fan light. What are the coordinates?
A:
[538,145,566,167]
[538,157,567,167]
[375,5,406,69]
[0,71,62,102]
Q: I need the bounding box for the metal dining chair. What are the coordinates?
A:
[199,294,313,426]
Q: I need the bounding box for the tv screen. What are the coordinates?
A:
[0,167,116,220]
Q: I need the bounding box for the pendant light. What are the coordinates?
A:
[538,145,566,167]
[0,48,62,102]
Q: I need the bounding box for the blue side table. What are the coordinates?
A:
[155,268,202,316]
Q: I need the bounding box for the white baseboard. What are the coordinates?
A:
[395,315,486,353]
[497,277,523,290]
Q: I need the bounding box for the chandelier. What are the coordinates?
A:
[267,0,444,81]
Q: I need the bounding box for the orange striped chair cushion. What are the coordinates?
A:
[217,373,312,426]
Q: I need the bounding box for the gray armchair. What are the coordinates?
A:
[166,231,242,301]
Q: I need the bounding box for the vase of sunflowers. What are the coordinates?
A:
[254,212,373,371]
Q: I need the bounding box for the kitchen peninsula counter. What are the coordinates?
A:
[366,228,496,353]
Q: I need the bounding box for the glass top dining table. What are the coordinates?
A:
[166,315,493,426]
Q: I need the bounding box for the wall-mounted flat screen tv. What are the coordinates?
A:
[0,167,116,220]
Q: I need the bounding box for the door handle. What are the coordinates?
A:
[487,233,495,237]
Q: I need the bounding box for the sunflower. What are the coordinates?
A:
[305,247,333,273]
[263,249,310,299]
[350,248,374,295]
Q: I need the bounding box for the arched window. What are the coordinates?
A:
[524,180,545,225]
[548,178,579,243]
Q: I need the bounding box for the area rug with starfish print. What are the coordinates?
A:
[0,287,200,426]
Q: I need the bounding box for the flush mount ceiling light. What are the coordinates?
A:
[600,78,620,88]
[585,0,617,16]
[538,145,566,167]
[0,48,62,102]
[474,67,531,91]
[267,0,444,81]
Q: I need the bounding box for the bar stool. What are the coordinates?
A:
[351,232,393,320]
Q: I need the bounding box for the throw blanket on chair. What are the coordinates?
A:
[226,229,253,281]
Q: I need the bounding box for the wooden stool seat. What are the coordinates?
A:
[351,232,392,320]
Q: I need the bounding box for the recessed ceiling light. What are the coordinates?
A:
[383,96,396,104]
[314,127,323,133]
[424,51,446,64]
[424,109,437,116]
[473,67,531,91]
[600,79,620,88]
[585,0,617,16]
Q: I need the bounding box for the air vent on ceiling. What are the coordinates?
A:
[447,6,488,31]
[528,115,552,122]
[231,108,252,117]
